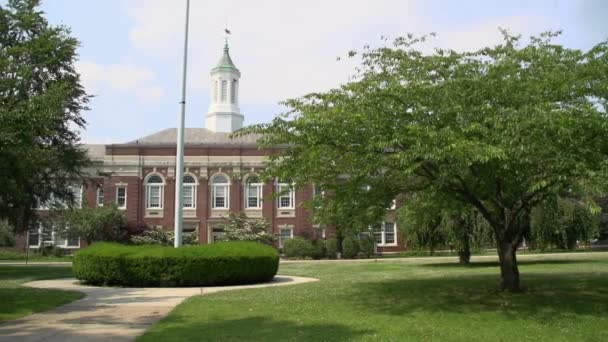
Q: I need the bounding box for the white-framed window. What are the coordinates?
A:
[231,79,237,103]
[96,187,104,207]
[70,185,83,209]
[279,226,294,247]
[372,222,397,246]
[221,80,228,102]
[276,180,295,209]
[116,186,127,209]
[183,175,197,209]
[211,174,230,209]
[145,174,165,209]
[28,223,80,249]
[245,175,263,209]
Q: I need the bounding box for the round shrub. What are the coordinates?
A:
[73,241,279,287]
[342,237,359,259]
[325,238,338,259]
[282,237,315,259]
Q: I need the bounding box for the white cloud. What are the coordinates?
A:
[76,61,165,104]
[123,0,554,107]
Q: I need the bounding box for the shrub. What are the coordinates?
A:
[325,238,338,259]
[0,222,15,247]
[311,239,326,259]
[131,226,198,246]
[217,212,276,245]
[282,237,316,259]
[73,241,279,287]
[342,236,359,259]
[358,235,375,258]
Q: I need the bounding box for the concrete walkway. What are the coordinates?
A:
[0,275,318,342]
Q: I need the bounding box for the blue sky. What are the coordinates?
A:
[20,0,608,143]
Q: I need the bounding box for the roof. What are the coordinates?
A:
[212,42,239,73]
[123,128,260,147]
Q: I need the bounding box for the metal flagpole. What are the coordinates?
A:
[174,0,190,247]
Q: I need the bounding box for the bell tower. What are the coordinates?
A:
[205,40,243,133]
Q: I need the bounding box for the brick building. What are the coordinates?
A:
[24,43,405,253]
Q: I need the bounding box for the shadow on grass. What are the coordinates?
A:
[348,271,608,321]
[421,259,600,269]
[141,316,373,342]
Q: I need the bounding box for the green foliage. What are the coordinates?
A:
[54,205,126,244]
[282,237,316,259]
[358,234,375,258]
[0,0,90,232]
[217,212,276,245]
[312,239,327,259]
[0,222,15,247]
[325,238,338,259]
[239,30,608,290]
[530,196,600,250]
[342,236,359,259]
[73,242,279,287]
[130,226,198,246]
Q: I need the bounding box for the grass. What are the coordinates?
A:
[0,250,72,262]
[0,265,84,322]
[140,252,608,342]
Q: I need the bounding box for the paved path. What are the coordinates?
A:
[0,275,318,342]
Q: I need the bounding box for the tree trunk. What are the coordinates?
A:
[458,237,471,265]
[497,241,521,291]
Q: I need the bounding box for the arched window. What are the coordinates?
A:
[276,179,295,209]
[245,175,262,209]
[221,80,228,102]
[211,174,229,209]
[231,79,237,104]
[145,174,165,209]
[183,175,197,209]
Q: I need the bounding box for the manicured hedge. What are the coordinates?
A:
[73,241,279,287]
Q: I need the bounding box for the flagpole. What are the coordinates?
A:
[174,0,190,248]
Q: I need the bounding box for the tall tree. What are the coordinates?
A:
[0,0,89,231]
[239,31,608,291]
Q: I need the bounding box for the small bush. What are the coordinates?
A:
[359,235,375,258]
[73,241,279,287]
[325,238,338,259]
[311,239,326,259]
[342,237,359,259]
[282,237,316,258]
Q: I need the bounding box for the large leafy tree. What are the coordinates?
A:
[240,31,608,291]
[0,0,89,231]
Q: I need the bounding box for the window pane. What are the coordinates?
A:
[385,222,395,244]
[215,197,225,208]
[117,187,127,208]
[28,230,39,246]
[183,186,193,208]
[97,188,104,207]
[280,228,292,239]
[67,237,79,247]
[183,175,196,184]
[213,175,228,184]
[280,196,291,208]
[147,175,163,184]
[372,223,383,244]
[248,197,259,208]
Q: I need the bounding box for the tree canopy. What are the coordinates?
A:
[0,0,90,231]
[239,30,608,291]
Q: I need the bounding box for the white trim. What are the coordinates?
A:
[244,174,263,209]
[28,224,80,249]
[116,186,127,210]
[279,225,294,248]
[371,221,398,247]
[96,187,104,207]
[182,173,198,209]
[210,173,230,209]
[276,181,295,209]
[144,173,165,210]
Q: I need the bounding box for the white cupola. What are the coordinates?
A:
[205,41,244,133]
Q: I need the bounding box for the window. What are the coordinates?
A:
[211,174,230,209]
[70,185,83,209]
[221,80,228,102]
[276,180,295,209]
[145,175,165,209]
[214,80,218,102]
[231,79,237,103]
[116,186,127,209]
[183,175,197,209]
[245,175,263,209]
[372,222,397,246]
[279,226,293,247]
[313,184,324,198]
[183,222,198,234]
[96,187,104,207]
[28,223,80,249]
[27,227,40,247]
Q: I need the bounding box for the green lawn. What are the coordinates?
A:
[0,266,84,322]
[140,253,608,342]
